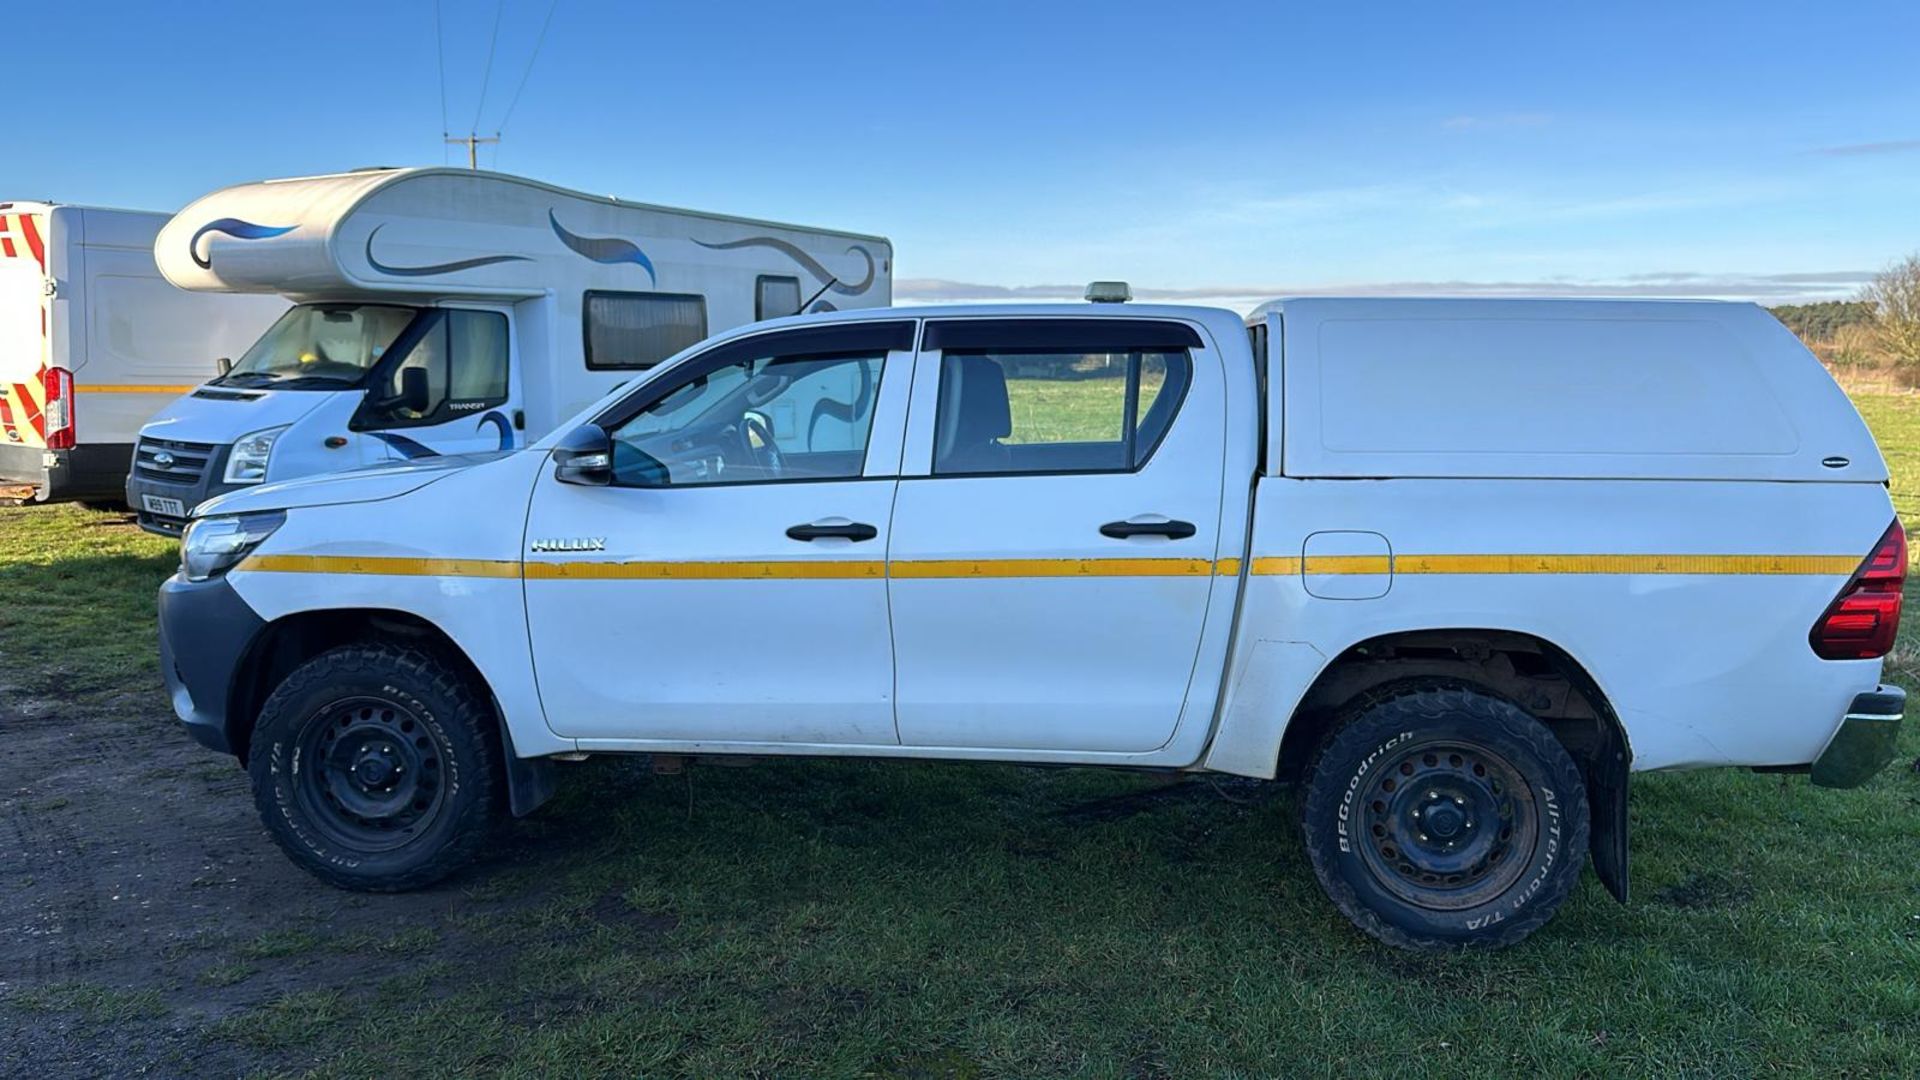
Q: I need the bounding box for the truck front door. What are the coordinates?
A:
[887,317,1231,753]
[522,320,916,745]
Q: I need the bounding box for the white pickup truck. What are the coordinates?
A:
[158,293,1906,949]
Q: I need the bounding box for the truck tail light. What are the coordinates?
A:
[43,366,75,450]
[1809,519,1906,660]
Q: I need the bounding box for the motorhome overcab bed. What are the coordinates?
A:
[127,167,891,534]
[0,203,283,501]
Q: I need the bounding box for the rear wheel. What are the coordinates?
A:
[1299,681,1589,950]
[248,643,501,890]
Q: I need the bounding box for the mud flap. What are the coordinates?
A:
[495,708,557,818]
[1587,721,1630,903]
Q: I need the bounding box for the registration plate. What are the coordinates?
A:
[141,494,187,518]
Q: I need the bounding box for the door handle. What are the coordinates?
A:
[1100,518,1196,540]
[786,521,878,542]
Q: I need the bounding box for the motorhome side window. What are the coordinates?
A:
[374,310,510,426]
[602,323,912,487]
[584,291,709,370]
[756,276,802,321]
[927,330,1194,476]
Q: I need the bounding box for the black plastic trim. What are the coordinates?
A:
[158,573,268,755]
[922,317,1204,352]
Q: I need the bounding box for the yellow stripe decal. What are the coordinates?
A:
[75,384,201,394]
[522,559,885,580]
[1305,553,1862,576]
[234,552,1861,579]
[889,557,1216,579]
[238,554,521,578]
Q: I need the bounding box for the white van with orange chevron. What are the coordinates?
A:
[156,290,1907,950]
[0,202,284,501]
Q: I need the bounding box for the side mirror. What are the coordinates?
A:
[397,366,432,414]
[215,357,233,376]
[552,423,613,486]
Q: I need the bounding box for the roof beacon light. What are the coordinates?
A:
[1085,281,1132,304]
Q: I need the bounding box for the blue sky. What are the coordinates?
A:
[8,0,1918,307]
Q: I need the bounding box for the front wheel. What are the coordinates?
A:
[247,643,502,891]
[1300,681,1589,950]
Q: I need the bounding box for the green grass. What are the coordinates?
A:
[0,502,173,699]
[2,393,1919,1075]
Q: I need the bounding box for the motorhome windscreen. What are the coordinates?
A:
[220,304,418,389]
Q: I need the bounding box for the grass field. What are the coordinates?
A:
[3,393,1920,1077]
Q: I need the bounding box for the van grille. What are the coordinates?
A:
[134,437,216,484]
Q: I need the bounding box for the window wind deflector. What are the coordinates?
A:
[922,318,1202,353]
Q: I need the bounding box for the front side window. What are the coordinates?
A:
[607,349,883,487]
[222,303,417,389]
[932,348,1191,475]
[585,291,708,371]
[369,309,510,426]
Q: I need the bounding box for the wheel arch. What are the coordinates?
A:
[1276,626,1632,903]
[226,607,555,817]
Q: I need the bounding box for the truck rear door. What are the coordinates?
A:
[886,316,1232,753]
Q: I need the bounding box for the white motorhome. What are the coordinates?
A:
[0,203,284,502]
[159,294,1904,950]
[127,167,891,534]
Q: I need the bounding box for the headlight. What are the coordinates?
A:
[224,425,289,484]
[181,511,285,582]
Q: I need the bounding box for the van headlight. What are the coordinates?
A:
[181,511,285,581]
[224,425,289,484]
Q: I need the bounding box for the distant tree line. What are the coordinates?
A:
[1770,256,1920,383]
[1770,300,1875,342]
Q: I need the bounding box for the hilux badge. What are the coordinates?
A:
[530,537,606,552]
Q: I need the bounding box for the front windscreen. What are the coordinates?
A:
[220,303,419,389]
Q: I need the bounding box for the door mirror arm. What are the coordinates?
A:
[553,423,614,486]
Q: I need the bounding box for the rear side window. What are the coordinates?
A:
[932,346,1192,475]
[585,291,709,370]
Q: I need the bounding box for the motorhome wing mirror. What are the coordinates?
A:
[398,367,432,414]
[215,357,233,376]
[553,423,615,486]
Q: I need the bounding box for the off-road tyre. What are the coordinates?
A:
[247,642,501,891]
[1300,679,1589,950]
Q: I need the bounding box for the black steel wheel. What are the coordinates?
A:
[1300,680,1589,950]
[293,695,450,853]
[249,643,501,891]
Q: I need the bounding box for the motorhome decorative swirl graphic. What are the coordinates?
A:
[695,236,877,296]
[548,211,656,284]
[188,218,295,269]
[362,225,532,277]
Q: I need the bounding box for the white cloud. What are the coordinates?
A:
[1441,113,1552,131]
[1812,139,1920,157]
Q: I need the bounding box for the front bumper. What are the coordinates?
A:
[1810,685,1905,789]
[158,572,267,755]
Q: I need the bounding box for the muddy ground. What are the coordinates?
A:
[0,683,586,1077]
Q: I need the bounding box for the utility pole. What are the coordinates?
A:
[445,133,499,170]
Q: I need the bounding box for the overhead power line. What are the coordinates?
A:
[496,0,561,137]
[470,0,507,135]
[434,0,450,162]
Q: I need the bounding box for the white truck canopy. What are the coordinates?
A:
[1254,297,1884,483]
